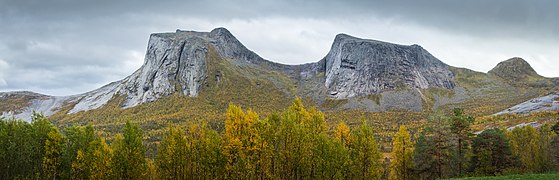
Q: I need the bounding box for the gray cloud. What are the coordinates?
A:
[0,0,558,95]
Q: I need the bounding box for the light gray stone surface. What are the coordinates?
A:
[324,34,455,99]
[494,91,559,115]
[70,30,212,112]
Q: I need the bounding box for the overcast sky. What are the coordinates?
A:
[1,0,558,96]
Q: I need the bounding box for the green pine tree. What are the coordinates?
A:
[471,129,515,175]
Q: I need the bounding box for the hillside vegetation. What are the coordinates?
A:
[39,47,557,157]
[450,173,559,180]
[2,97,559,179]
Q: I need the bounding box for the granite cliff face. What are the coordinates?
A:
[70,30,212,112]
[118,30,209,107]
[72,28,260,112]
[324,34,455,99]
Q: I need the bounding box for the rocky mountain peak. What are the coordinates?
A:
[209,27,235,40]
[324,34,455,98]
[208,28,268,66]
[71,27,272,112]
[1,28,464,120]
[488,57,540,79]
[333,33,358,41]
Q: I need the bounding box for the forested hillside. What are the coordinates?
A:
[1,98,558,179]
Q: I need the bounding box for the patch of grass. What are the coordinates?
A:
[368,94,382,105]
[0,93,38,113]
[447,93,538,117]
[420,87,456,111]
[451,67,495,89]
[473,111,559,132]
[435,67,548,116]
[321,98,349,110]
[428,87,455,98]
[449,172,559,180]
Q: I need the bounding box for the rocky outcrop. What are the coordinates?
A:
[117,30,209,107]
[209,28,263,65]
[324,34,455,99]
[69,30,212,112]
[495,91,559,115]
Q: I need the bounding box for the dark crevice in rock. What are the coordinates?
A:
[175,41,187,80]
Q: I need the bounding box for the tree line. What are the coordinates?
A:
[411,108,559,179]
[1,98,559,179]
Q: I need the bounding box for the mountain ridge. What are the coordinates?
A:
[1,27,557,121]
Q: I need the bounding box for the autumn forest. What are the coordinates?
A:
[1,98,559,180]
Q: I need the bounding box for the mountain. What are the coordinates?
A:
[324,34,455,99]
[1,28,558,122]
[489,57,540,80]
[488,57,558,88]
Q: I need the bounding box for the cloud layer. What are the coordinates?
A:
[1,0,557,95]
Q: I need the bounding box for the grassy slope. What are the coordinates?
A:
[445,67,547,116]
[473,111,559,132]
[0,93,42,113]
[450,172,559,180]
[442,67,559,132]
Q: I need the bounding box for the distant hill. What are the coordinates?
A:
[488,57,558,88]
[489,57,541,80]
